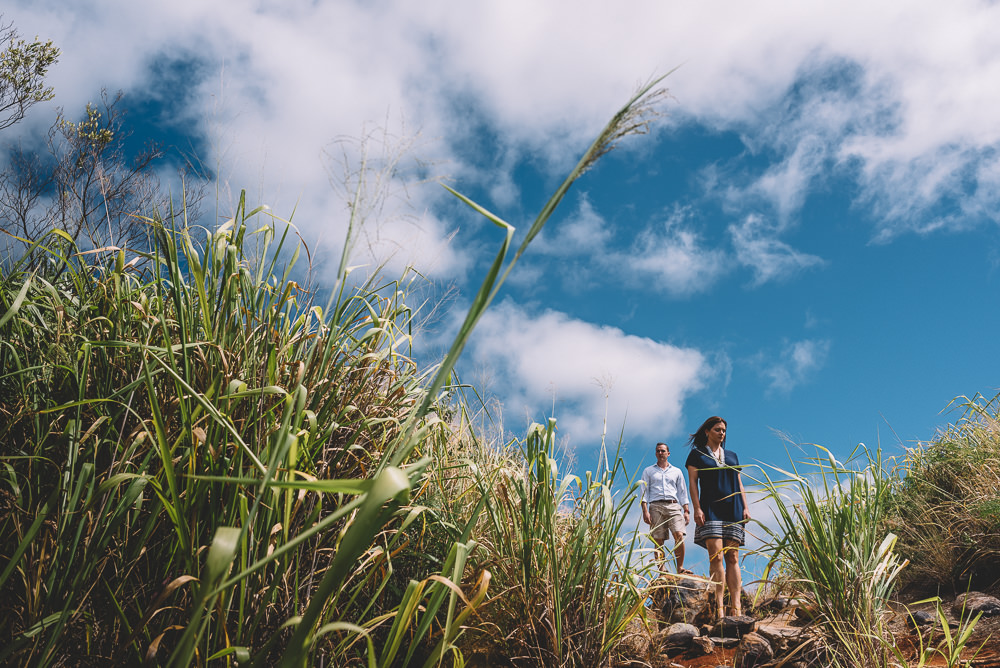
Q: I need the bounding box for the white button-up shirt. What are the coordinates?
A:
[640,463,689,506]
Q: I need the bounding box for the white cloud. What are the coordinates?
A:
[6,0,1000,278]
[761,338,832,394]
[527,202,735,296]
[729,214,825,285]
[623,207,729,296]
[308,129,468,280]
[6,0,468,281]
[744,130,837,224]
[527,202,729,296]
[719,67,866,225]
[852,146,1000,242]
[533,195,612,257]
[466,301,709,444]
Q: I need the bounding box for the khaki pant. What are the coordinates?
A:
[649,501,685,543]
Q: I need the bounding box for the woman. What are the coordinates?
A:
[685,416,751,618]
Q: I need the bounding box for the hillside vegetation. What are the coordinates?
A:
[6,205,996,668]
[0,82,666,667]
[885,395,1000,594]
[755,398,1000,668]
[2,33,998,663]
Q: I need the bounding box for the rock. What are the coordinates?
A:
[658,577,754,627]
[689,635,714,656]
[708,636,740,648]
[756,595,790,612]
[906,609,936,628]
[662,622,699,647]
[614,615,651,659]
[953,592,1000,619]
[756,621,807,654]
[712,615,756,639]
[756,621,806,643]
[733,631,774,668]
[660,577,710,625]
[793,603,819,623]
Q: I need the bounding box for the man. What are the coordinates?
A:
[640,442,692,575]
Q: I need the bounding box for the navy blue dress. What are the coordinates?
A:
[685,447,746,546]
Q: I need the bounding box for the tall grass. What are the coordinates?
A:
[754,400,1000,667]
[907,597,986,668]
[0,205,480,666]
[757,444,907,668]
[883,392,1000,593]
[458,419,646,666]
[1,76,670,665]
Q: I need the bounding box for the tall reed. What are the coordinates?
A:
[756,444,907,668]
[459,419,646,667]
[0,205,481,666]
[1,75,671,665]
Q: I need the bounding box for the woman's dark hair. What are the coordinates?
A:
[687,416,727,450]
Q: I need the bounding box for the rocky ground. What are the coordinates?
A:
[615,578,1000,668]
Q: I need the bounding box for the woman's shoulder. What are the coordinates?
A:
[685,448,708,468]
[724,448,740,466]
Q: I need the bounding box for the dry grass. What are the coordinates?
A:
[884,393,1000,594]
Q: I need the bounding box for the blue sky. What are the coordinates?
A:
[7,1,1000,573]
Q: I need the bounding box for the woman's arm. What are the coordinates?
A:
[687,465,705,527]
[738,468,751,521]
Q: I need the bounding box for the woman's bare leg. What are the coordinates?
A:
[723,539,742,615]
[705,537,725,618]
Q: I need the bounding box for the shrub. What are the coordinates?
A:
[757,444,907,668]
[883,393,1000,593]
[0,205,478,666]
[456,419,646,667]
